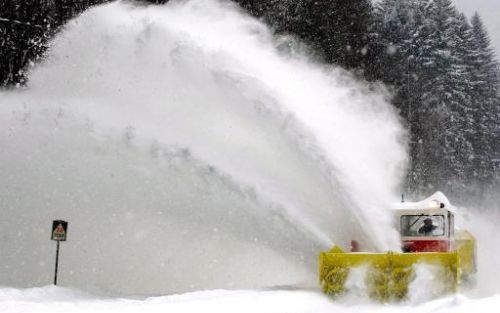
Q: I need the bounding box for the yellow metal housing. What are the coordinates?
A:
[455,230,476,277]
[319,246,463,301]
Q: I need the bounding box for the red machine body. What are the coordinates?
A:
[402,239,450,252]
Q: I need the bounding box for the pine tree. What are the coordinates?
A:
[233,0,375,73]
[468,13,500,194]
[419,0,474,196]
[374,0,480,199]
[232,0,297,32]
[292,0,374,72]
[373,0,435,193]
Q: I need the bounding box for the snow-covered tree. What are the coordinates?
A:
[467,13,500,194]
[372,0,498,200]
[233,0,375,73]
[417,0,474,195]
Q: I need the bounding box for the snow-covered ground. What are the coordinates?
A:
[1,286,500,313]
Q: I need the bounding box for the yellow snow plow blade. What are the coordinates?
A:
[455,230,476,278]
[319,246,459,301]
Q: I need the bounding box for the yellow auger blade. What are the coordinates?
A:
[319,246,459,302]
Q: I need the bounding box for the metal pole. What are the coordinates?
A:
[54,240,60,285]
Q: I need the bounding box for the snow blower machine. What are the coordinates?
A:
[319,192,476,301]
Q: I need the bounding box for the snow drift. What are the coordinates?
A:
[0,0,407,294]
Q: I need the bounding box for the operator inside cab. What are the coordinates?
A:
[400,215,444,237]
[418,218,437,235]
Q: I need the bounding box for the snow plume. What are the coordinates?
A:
[0,0,406,294]
[454,205,500,297]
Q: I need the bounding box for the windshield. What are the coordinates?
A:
[400,215,445,237]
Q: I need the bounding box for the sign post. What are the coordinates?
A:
[51,220,68,285]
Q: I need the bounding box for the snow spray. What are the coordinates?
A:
[0,0,406,294]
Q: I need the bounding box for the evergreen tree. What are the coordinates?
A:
[232,0,297,32]
[374,0,482,199]
[418,0,473,196]
[373,0,435,193]
[453,13,478,189]
[233,0,375,73]
[292,0,375,72]
[468,13,500,193]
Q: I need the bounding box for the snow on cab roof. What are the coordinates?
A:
[392,191,453,212]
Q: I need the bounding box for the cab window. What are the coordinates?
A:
[400,215,445,236]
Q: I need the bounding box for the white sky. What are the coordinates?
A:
[453,0,500,57]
